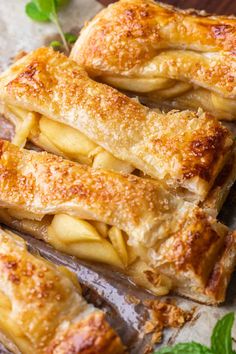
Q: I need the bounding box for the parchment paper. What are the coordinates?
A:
[0,0,236,352]
[0,0,103,70]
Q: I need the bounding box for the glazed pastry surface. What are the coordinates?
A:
[0,140,235,305]
[71,0,236,120]
[0,227,124,354]
[0,140,185,244]
[0,47,234,201]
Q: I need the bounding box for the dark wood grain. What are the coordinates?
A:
[98,0,236,15]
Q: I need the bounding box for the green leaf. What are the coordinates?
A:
[211,312,235,354]
[25,0,71,53]
[33,0,71,16]
[154,343,213,354]
[33,0,56,19]
[64,32,78,44]
[153,313,235,354]
[25,2,49,22]
[50,40,62,49]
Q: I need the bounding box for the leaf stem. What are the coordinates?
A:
[51,14,69,53]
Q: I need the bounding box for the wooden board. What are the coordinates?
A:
[98,0,236,15]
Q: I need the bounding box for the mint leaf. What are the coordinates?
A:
[25,2,49,22]
[25,0,70,53]
[154,342,213,353]
[154,313,235,354]
[33,0,56,20]
[65,32,77,44]
[34,0,70,18]
[211,312,234,354]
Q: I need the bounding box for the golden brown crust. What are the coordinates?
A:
[76,0,236,68]
[0,227,124,354]
[72,0,235,96]
[0,47,233,200]
[204,231,236,303]
[0,139,186,245]
[148,207,236,304]
[0,141,235,304]
[47,312,125,354]
[71,0,236,118]
[203,151,236,216]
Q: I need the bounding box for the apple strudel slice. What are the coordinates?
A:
[0,227,124,354]
[0,48,234,202]
[0,140,235,305]
[71,0,236,121]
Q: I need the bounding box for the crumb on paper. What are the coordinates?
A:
[125,294,141,305]
[143,300,193,346]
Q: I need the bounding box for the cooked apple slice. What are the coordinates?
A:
[103,76,174,92]
[47,225,124,268]
[39,116,97,159]
[12,112,37,147]
[127,245,138,265]
[108,226,128,267]
[37,133,91,164]
[90,220,109,238]
[154,81,192,99]
[50,214,102,243]
[93,150,134,174]
[37,133,66,156]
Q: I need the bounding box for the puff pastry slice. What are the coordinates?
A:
[71,0,236,120]
[0,47,234,201]
[0,140,235,305]
[0,227,124,354]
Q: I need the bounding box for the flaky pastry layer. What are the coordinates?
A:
[0,227,124,354]
[71,0,236,120]
[0,47,234,200]
[0,140,235,304]
[0,140,186,245]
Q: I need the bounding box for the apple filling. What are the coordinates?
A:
[6,105,134,174]
[4,103,234,205]
[0,209,172,297]
[1,105,173,295]
[102,76,236,120]
[159,88,236,121]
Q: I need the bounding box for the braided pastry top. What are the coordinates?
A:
[71,0,236,120]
